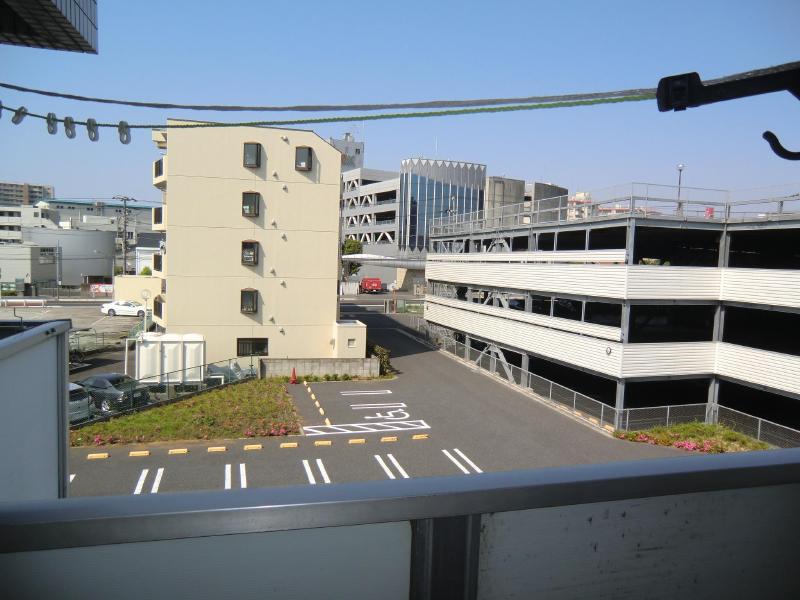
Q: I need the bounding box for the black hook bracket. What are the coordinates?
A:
[656,62,800,160]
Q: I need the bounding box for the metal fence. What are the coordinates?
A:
[415,317,800,447]
[71,357,258,428]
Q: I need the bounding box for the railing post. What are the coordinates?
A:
[757,418,762,441]
[600,403,605,426]
[666,405,670,427]
[572,391,577,411]
[626,409,630,431]
[548,381,553,401]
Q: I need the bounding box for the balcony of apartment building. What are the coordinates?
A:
[152,252,165,275]
[152,206,166,231]
[0,226,22,241]
[153,156,167,189]
[152,293,166,326]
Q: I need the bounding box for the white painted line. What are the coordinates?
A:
[303,419,430,436]
[374,455,395,479]
[69,474,75,483]
[442,449,470,475]
[454,449,483,473]
[239,463,247,489]
[224,464,232,490]
[340,390,392,396]
[133,469,149,495]
[350,402,406,409]
[387,454,410,479]
[316,459,331,484]
[302,459,317,485]
[150,467,164,494]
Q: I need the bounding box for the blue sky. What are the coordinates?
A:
[0,0,798,204]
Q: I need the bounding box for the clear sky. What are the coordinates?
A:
[0,0,798,205]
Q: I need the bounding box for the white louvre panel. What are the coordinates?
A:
[721,268,800,309]
[626,267,721,300]
[620,342,717,378]
[425,301,623,377]
[426,295,622,342]
[427,250,626,264]
[426,262,628,298]
[716,343,800,396]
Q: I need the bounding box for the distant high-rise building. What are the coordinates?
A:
[0,181,54,206]
[329,133,365,170]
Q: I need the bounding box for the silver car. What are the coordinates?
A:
[68,382,92,423]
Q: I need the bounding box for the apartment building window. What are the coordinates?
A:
[153,254,163,271]
[242,192,260,217]
[241,240,259,265]
[154,297,164,319]
[243,143,261,168]
[237,338,268,356]
[240,288,258,313]
[295,146,313,171]
[347,338,356,348]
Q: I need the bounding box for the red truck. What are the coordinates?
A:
[359,277,382,294]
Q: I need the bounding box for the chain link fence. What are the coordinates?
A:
[71,357,258,428]
[414,317,800,447]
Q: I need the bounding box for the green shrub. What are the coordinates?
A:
[0,290,17,297]
[341,374,351,381]
[367,341,392,375]
[139,266,152,276]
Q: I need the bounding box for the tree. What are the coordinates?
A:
[341,238,362,277]
[139,266,152,276]
[114,266,124,276]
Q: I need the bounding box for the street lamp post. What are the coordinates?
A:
[676,164,685,214]
[113,195,137,275]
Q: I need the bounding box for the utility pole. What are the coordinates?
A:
[113,196,136,275]
[56,240,60,301]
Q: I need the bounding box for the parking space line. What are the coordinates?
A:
[374,455,395,479]
[134,469,149,495]
[340,390,392,396]
[387,454,410,479]
[302,459,316,485]
[442,449,470,474]
[151,468,164,493]
[453,449,483,473]
[316,459,331,484]
[239,463,247,489]
[224,464,232,490]
[69,474,75,483]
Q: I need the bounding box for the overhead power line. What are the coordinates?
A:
[0,61,796,112]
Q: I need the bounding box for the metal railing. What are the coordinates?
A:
[430,182,800,237]
[414,318,800,447]
[71,357,258,427]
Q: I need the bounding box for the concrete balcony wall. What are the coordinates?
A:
[153,156,167,189]
[152,206,165,231]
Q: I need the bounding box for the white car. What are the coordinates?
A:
[101,300,145,317]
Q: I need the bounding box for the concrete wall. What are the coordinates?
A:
[156,123,365,364]
[260,356,379,378]
[113,275,161,304]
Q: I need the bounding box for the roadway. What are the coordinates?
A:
[68,309,680,498]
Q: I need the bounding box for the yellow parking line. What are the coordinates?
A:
[207,446,227,453]
[303,381,308,387]
[380,436,398,443]
[168,448,188,455]
[280,442,298,449]
[314,400,320,408]
[87,452,109,460]
[244,444,263,451]
[311,393,316,401]
[348,438,366,445]
[325,418,331,426]
[412,434,429,440]
[314,440,332,447]
[306,387,312,394]
[129,450,150,457]
[318,407,325,416]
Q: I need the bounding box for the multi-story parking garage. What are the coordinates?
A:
[424,183,800,432]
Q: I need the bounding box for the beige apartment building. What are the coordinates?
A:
[150,121,365,364]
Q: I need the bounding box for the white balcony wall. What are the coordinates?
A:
[620,342,717,378]
[716,343,800,396]
[721,268,800,309]
[425,301,623,377]
[426,295,621,342]
[625,266,721,300]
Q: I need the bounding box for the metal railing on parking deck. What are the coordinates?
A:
[413,317,800,447]
[71,357,258,427]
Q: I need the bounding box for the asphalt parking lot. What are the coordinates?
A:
[68,311,681,498]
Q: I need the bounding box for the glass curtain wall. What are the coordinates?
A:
[398,159,486,251]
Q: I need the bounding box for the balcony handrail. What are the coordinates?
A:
[1,447,798,553]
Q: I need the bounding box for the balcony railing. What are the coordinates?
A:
[153,207,163,225]
[1,449,799,597]
[153,253,163,272]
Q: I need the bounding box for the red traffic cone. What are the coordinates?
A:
[290,367,298,385]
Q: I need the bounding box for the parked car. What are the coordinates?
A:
[205,362,257,386]
[100,300,145,317]
[77,373,151,414]
[68,383,92,423]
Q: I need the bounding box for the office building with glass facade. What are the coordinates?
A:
[398,159,486,251]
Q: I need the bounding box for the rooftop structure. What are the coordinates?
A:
[0,0,98,53]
